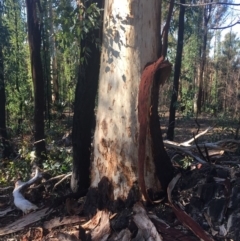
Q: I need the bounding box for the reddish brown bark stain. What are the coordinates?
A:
[101,138,108,148]
[119,161,132,188]
[138,57,173,202]
[126,127,131,137]
[107,83,112,92]
[101,120,108,136]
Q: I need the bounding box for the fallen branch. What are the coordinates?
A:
[165,139,239,153]
[0,207,52,236]
[214,139,240,146]
[43,216,86,230]
[133,203,163,241]
[90,211,111,241]
[165,126,214,147]
[164,124,239,165]
[81,210,102,229]
[13,168,42,214]
[0,207,14,217]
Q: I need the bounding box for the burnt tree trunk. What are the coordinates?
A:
[0,39,12,158]
[26,0,46,163]
[167,0,185,141]
[71,0,104,194]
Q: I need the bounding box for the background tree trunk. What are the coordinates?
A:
[71,0,104,194]
[196,1,212,114]
[90,0,171,205]
[167,0,185,141]
[0,40,11,158]
[49,0,59,103]
[26,0,46,162]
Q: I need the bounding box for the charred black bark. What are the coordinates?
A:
[167,0,185,141]
[71,0,104,193]
[0,42,12,158]
[26,0,46,163]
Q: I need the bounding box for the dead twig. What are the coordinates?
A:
[204,144,211,163]
[195,117,200,135]
[32,172,71,190]
[53,173,72,190]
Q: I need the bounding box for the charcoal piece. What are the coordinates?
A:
[228,186,240,209]
[227,212,240,240]
[206,198,226,224]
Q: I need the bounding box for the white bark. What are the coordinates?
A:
[92,0,161,199]
[13,168,41,214]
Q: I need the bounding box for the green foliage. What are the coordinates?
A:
[42,121,73,176]
[43,147,72,176]
[1,0,103,137]
[47,0,102,110]
[0,146,72,185]
[0,159,32,184]
[182,34,200,82]
[2,0,33,133]
[172,154,193,169]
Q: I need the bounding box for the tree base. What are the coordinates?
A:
[83,177,141,217]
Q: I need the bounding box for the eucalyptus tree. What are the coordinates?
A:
[49,0,58,104]
[85,0,173,211]
[212,30,221,112]
[0,1,12,158]
[26,0,46,162]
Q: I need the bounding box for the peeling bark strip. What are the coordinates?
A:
[138,57,173,202]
